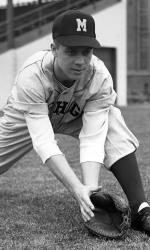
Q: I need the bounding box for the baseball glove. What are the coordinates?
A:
[84,191,131,239]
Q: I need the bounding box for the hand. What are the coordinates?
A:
[73,184,102,222]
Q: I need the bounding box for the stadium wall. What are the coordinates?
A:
[0,0,127,109]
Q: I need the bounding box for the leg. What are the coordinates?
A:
[0,118,33,174]
[111,152,147,212]
[0,140,33,174]
[104,106,150,234]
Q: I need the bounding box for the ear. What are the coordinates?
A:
[51,43,57,57]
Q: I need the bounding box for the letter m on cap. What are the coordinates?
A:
[76,18,87,32]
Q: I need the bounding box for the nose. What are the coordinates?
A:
[74,54,85,66]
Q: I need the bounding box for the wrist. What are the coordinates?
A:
[71,182,84,194]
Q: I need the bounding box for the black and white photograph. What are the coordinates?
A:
[0,0,150,249]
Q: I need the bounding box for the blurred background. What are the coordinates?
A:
[0,0,150,109]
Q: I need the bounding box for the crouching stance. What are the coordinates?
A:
[0,10,150,235]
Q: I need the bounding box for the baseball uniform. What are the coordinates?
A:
[0,50,139,173]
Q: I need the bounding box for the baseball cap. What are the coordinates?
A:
[52,10,101,48]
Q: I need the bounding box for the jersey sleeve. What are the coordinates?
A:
[12,65,63,163]
[12,65,49,115]
[84,74,116,112]
[79,73,117,164]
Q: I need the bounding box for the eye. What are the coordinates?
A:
[66,49,77,56]
[64,47,93,56]
[82,48,93,56]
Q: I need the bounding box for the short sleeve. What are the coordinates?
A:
[84,74,117,112]
[12,64,49,115]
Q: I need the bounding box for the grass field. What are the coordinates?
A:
[0,104,150,249]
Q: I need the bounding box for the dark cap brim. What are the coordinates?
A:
[55,35,101,49]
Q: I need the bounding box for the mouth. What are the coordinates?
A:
[71,68,85,74]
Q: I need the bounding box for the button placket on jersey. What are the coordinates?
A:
[51,89,75,131]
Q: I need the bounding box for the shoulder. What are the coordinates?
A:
[20,50,52,70]
[14,50,55,102]
[91,55,110,78]
[88,55,112,94]
[18,50,54,84]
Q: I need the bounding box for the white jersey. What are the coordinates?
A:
[0,50,117,168]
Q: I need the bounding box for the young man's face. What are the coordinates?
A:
[52,43,93,82]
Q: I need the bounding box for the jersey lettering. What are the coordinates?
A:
[53,101,68,114]
[76,18,87,32]
[69,102,81,116]
[52,101,81,117]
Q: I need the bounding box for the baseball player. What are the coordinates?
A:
[0,10,150,235]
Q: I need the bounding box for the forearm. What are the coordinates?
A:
[79,108,109,164]
[79,108,109,187]
[45,154,102,222]
[45,154,83,194]
[81,161,102,187]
